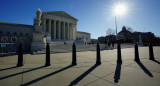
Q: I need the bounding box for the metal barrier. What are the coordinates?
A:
[0,43,16,56]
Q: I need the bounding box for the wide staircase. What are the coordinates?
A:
[33,43,106,54]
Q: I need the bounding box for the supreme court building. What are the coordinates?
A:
[40,11,77,41]
[0,9,91,52]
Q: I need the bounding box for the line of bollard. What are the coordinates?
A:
[72,43,77,66]
[96,43,101,65]
[45,43,51,66]
[17,43,23,67]
[16,42,157,67]
[117,42,122,63]
[134,43,140,62]
[149,43,155,60]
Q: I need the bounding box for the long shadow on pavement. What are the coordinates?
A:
[136,61,153,77]
[0,66,45,80]
[69,64,98,86]
[21,65,73,86]
[151,59,160,64]
[114,63,122,83]
[0,66,17,71]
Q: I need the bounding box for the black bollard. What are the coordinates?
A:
[45,43,51,66]
[72,43,77,66]
[149,43,155,60]
[117,42,122,63]
[134,43,140,62]
[96,43,101,65]
[17,43,23,67]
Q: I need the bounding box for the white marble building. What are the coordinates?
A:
[0,8,91,52]
[38,10,78,42]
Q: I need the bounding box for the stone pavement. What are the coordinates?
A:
[0,47,160,86]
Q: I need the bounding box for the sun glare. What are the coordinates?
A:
[114,3,127,16]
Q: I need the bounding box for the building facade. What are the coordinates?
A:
[117,27,155,43]
[0,9,91,52]
[98,27,156,44]
[40,11,78,41]
[0,22,33,52]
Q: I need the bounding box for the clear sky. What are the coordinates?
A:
[0,0,160,39]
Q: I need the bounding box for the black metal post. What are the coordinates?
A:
[134,43,140,62]
[96,43,101,65]
[72,43,77,66]
[17,43,23,67]
[149,43,155,60]
[45,43,51,66]
[117,42,122,63]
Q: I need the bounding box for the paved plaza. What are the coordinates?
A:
[0,47,160,86]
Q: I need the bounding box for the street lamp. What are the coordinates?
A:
[115,16,118,40]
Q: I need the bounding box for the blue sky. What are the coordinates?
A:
[0,0,160,39]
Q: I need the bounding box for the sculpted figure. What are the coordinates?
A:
[36,8,42,26]
[34,8,43,33]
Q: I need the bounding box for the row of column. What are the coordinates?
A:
[42,18,76,40]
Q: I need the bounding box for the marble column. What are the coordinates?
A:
[71,24,73,40]
[48,19,51,35]
[51,20,54,39]
[54,20,56,39]
[65,23,67,39]
[58,21,61,39]
[42,18,46,35]
[69,24,71,40]
[63,22,65,40]
[75,25,77,40]
[74,24,77,40]
[73,24,75,40]
[67,23,70,40]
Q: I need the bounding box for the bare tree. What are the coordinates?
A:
[106,28,115,36]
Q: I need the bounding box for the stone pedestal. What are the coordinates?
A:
[46,34,51,43]
[31,33,45,52]
[31,9,46,52]
[35,25,42,33]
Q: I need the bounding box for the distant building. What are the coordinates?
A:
[117,27,155,43]
[98,27,156,44]
[132,32,154,42]
[91,39,98,44]
[117,27,132,41]
[98,35,116,43]
[76,31,91,44]
[98,36,106,43]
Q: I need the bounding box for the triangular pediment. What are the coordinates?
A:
[43,11,78,21]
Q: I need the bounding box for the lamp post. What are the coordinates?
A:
[114,2,127,42]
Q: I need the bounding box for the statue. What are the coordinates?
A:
[36,8,42,26]
[35,8,43,33]
[31,8,45,52]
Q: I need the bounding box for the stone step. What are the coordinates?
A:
[32,44,106,54]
